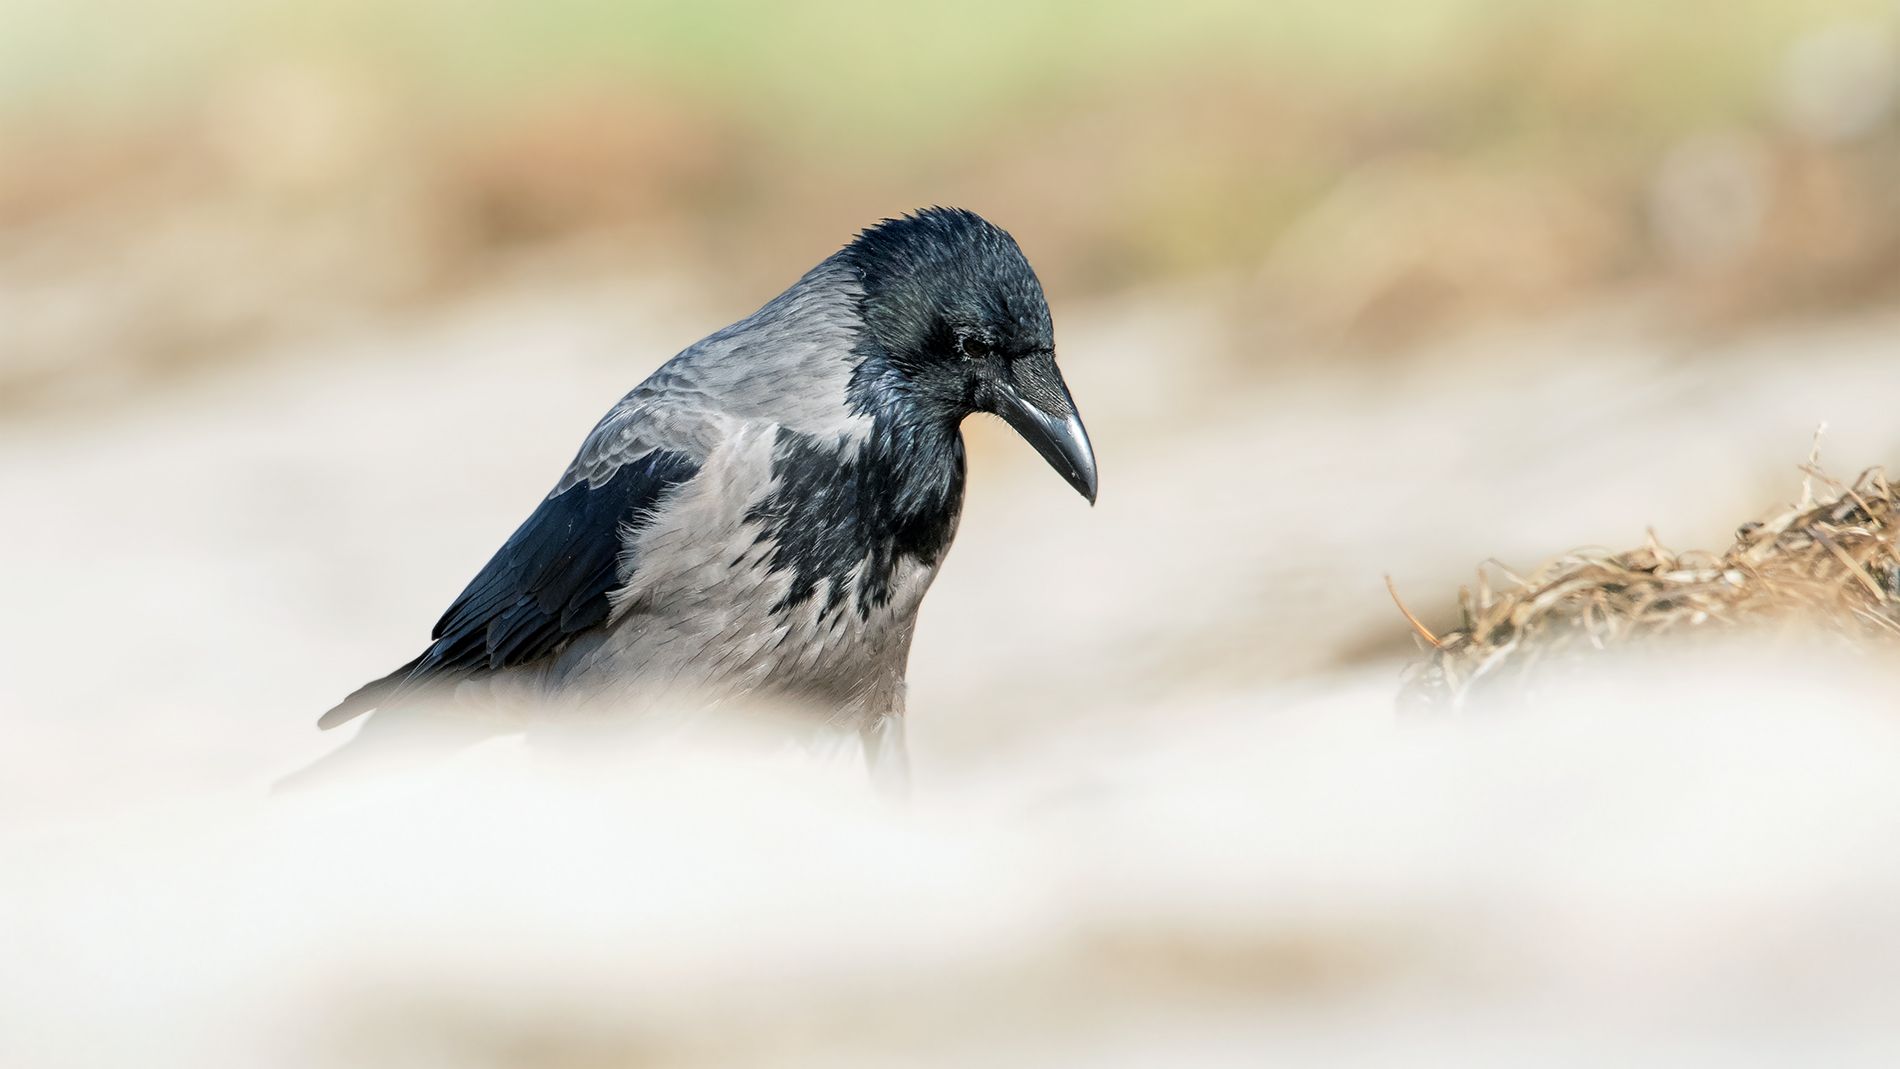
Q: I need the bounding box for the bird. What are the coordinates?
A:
[308,207,1096,787]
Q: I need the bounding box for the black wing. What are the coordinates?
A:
[320,448,700,728]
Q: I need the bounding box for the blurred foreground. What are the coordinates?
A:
[11,649,1900,1068]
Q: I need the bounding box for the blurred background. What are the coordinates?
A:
[12,1,1900,1065]
[13,0,1900,408]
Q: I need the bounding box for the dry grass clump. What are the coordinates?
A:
[1401,462,1900,712]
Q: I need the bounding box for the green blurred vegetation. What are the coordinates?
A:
[0,1,1888,281]
[5,0,1900,409]
[3,0,1888,141]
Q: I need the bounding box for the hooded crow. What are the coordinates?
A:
[315,207,1095,780]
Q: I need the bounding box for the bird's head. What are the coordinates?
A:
[842,207,1097,504]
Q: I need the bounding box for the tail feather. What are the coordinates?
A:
[280,696,503,793]
[318,654,426,730]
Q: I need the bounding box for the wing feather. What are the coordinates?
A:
[319,448,700,728]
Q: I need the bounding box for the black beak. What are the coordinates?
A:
[991,357,1098,504]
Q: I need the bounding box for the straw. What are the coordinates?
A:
[1400,459,1900,711]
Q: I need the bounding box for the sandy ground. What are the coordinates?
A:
[6,277,1900,1065]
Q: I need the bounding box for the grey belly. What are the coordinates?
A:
[512,545,940,731]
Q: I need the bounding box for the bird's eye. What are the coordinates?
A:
[959,335,991,360]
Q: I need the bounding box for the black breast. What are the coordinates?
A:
[744,414,965,618]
